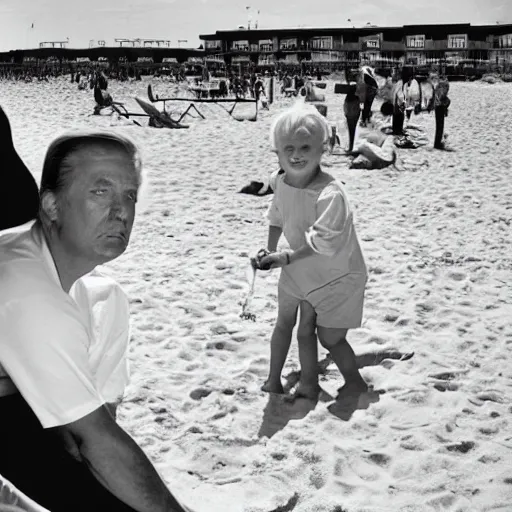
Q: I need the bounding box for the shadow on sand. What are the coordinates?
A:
[258,348,413,438]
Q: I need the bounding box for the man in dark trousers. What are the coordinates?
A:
[432,75,452,150]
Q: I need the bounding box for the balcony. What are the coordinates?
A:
[279,44,298,52]
[468,40,491,50]
[381,41,405,51]
[310,44,333,51]
[259,44,273,53]
[491,41,512,49]
[424,40,449,50]
[340,42,361,51]
[230,45,250,53]
[205,45,222,53]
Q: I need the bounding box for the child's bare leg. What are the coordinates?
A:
[262,289,300,394]
[294,301,321,400]
[317,327,368,391]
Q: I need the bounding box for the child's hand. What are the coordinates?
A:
[251,248,272,270]
[258,251,291,270]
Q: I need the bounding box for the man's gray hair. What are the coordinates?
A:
[38,131,144,230]
[40,131,143,198]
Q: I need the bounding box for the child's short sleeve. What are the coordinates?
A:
[305,184,352,256]
[266,170,283,228]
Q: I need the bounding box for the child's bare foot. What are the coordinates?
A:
[261,380,284,394]
[286,382,321,402]
[337,378,369,396]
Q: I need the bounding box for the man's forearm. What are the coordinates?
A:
[267,225,282,252]
[81,425,187,512]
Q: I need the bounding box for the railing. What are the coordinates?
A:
[381,41,405,51]
[340,42,361,51]
[468,40,492,50]
[424,40,449,50]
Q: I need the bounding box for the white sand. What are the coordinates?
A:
[1,77,511,512]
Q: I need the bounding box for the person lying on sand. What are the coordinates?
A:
[254,104,369,401]
[0,132,195,512]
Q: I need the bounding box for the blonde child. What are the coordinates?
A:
[256,103,368,400]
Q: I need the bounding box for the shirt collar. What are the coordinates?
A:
[31,222,62,287]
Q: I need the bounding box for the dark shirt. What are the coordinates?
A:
[0,106,39,231]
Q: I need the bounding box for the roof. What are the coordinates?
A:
[200,22,512,39]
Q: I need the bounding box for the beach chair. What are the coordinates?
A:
[147,84,205,123]
[134,97,189,129]
[148,84,259,122]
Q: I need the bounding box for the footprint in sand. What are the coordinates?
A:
[429,368,469,392]
[433,381,460,392]
[189,387,212,400]
[206,340,238,351]
[476,391,507,403]
[446,441,475,453]
[366,452,392,467]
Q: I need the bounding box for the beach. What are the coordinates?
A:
[1,77,511,512]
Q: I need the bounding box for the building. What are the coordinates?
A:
[199,22,512,70]
[0,45,205,67]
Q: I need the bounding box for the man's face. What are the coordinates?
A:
[56,146,139,265]
[277,128,324,178]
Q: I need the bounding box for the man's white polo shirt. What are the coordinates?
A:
[0,222,130,428]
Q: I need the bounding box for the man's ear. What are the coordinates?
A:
[40,191,59,223]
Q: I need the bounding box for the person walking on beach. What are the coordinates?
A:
[343,84,361,153]
[431,74,452,150]
[0,131,195,512]
[256,104,369,401]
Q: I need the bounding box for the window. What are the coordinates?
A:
[448,34,467,49]
[406,35,425,48]
[362,37,380,50]
[206,40,221,50]
[405,51,426,65]
[259,39,273,51]
[311,36,333,50]
[258,55,275,65]
[445,51,464,64]
[280,38,297,50]
[497,33,512,48]
[232,40,249,51]
[284,53,299,62]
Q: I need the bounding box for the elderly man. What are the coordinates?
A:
[0,131,193,512]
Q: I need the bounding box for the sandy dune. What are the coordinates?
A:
[1,76,511,512]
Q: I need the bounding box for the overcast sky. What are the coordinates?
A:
[0,0,511,52]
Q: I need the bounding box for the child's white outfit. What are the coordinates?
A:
[267,169,367,328]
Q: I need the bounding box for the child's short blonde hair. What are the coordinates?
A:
[270,102,330,151]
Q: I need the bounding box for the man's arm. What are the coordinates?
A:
[55,406,190,512]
